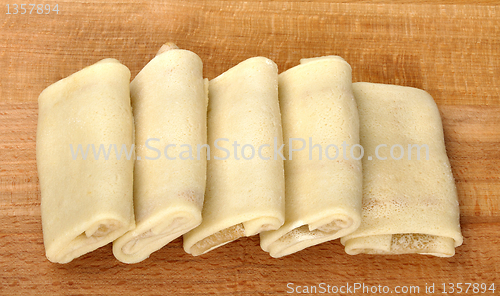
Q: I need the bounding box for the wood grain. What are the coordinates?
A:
[1,0,499,295]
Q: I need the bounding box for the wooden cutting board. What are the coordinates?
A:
[1,1,499,294]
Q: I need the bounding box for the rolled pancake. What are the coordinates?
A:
[260,56,363,258]
[341,82,463,257]
[183,57,285,256]
[37,59,135,263]
[113,44,208,263]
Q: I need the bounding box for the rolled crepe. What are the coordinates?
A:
[37,59,135,263]
[260,56,363,258]
[112,44,208,263]
[341,82,463,257]
[183,57,285,256]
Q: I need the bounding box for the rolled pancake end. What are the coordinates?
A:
[261,207,361,258]
[113,198,202,263]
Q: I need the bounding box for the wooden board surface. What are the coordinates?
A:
[1,1,499,295]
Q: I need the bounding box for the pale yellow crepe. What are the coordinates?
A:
[341,82,463,257]
[37,59,135,263]
[112,44,208,263]
[183,57,285,256]
[260,56,362,258]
